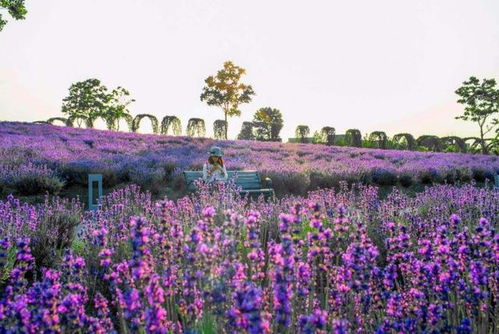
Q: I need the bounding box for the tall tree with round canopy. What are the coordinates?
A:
[200,61,255,139]
[253,107,284,141]
[61,79,110,127]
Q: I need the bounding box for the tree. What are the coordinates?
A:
[455,76,499,154]
[106,86,135,130]
[237,122,255,140]
[61,79,111,127]
[0,0,27,31]
[200,61,255,139]
[61,79,134,130]
[252,107,284,141]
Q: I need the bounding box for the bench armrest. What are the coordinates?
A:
[264,177,273,188]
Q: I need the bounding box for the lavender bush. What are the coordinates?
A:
[0,181,496,333]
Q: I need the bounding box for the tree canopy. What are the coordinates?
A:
[0,0,27,31]
[61,79,134,129]
[200,61,255,139]
[455,76,499,154]
[252,107,284,141]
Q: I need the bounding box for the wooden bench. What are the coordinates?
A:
[183,170,274,198]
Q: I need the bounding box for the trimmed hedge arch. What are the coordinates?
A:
[369,131,388,149]
[67,115,89,128]
[237,122,255,140]
[161,116,182,135]
[345,129,362,147]
[132,114,159,133]
[108,114,133,131]
[441,136,466,153]
[213,120,228,140]
[320,127,336,145]
[86,116,115,130]
[393,133,416,150]
[295,125,310,143]
[187,118,206,137]
[47,117,69,126]
[417,135,442,152]
[463,137,495,154]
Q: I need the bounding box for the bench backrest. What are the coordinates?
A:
[183,170,263,190]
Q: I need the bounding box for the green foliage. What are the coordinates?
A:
[345,129,362,147]
[61,79,135,130]
[237,121,255,140]
[106,86,135,130]
[369,131,388,149]
[161,116,182,135]
[417,135,442,152]
[200,61,255,139]
[213,120,227,140]
[392,133,416,150]
[295,125,310,143]
[318,126,335,145]
[132,114,159,133]
[187,118,206,137]
[252,107,284,141]
[13,174,65,196]
[0,0,27,31]
[455,76,499,154]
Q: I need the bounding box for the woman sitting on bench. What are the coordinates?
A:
[203,146,228,184]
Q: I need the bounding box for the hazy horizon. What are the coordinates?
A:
[1,0,498,140]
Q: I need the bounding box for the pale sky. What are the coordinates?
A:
[1,0,499,140]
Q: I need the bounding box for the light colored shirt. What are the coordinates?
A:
[202,163,228,183]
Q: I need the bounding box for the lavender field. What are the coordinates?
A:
[0,121,497,333]
[1,122,498,199]
[0,181,497,332]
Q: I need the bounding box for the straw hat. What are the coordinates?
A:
[208,146,223,157]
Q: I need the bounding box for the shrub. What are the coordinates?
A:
[30,210,81,272]
[13,175,65,196]
[0,163,64,196]
[128,167,166,195]
[371,168,397,186]
[418,168,443,184]
[471,167,494,183]
[398,173,414,187]
[309,171,341,190]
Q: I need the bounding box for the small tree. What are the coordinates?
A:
[455,76,499,154]
[295,125,310,143]
[237,122,255,140]
[253,107,284,141]
[0,0,27,31]
[61,79,110,127]
[200,61,255,139]
[106,86,135,130]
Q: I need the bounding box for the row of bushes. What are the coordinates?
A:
[1,160,495,199]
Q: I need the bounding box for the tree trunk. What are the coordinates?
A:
[479,122,488,154]
[224,110,228,140]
